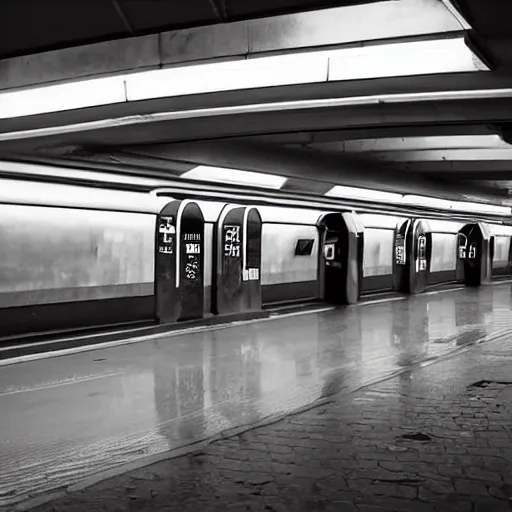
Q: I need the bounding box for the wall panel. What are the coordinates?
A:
[261,224,318,285]
[363,228,394,277]
[430,233,457,273]
[0,204,155,307]
[493,236,510,269]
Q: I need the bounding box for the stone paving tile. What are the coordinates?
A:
[26,341,512,512]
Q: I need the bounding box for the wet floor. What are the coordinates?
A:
[1,283,512,507]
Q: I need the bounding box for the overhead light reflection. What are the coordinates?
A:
[326,185,402,202]
[403,195,454,209]
[180,166,287,189]
[0,76,126,119]
[327,37,487,82]
[455,201,512,216]
[0,37,487,119]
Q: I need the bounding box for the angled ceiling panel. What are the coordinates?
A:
[0,0,384,60]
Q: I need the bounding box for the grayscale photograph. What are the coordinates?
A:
[0,0,511,511]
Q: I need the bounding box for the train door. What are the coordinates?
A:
[155,200,205,323]
[318,212,362,305]
[458,223,491,286]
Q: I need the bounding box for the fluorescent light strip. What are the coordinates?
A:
[0,76,127,118]
[0,37,487,119]
[325,189,511,216]
[454,201,512,216]
[326,37,487,82]
[402,194,454,209]
[326,185,402,202]
[127,37,486,102]
[403,195,511,216]
[180,165,287,189]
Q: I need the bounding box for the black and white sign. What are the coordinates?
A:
[395,235,406,265]
[186,243,201,254]
[224,225,241,258]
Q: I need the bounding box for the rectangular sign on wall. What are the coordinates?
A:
[395,235,406,265]
[158,216,175,254]
[159,216,175,234]
[224,225,241,258]
[183,233,201,242]
[186,243,201,254]
[248,268,260,280]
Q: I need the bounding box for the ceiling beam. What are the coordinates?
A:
[428,171,512,180]
[3,95,512,156]
[233,124,500,145]
[387,160,512,173]
[115,139,510,202]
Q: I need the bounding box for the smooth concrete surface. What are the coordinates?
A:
[26,322,512,512]
[1,284,512,506]
[0,0,460,90]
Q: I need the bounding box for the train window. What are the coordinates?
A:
[295,238,314,256]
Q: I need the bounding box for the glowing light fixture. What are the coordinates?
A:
[0,76,127,119]
[126,53,327,102]
[0,36,487,119]
[180,166,287,189]
[327,37,487,82]
[454,201,511,216]
[403,195,512,216]
[326,189,511,216]
[326,185,402,203]
[402,195,454,210]
[127,37,486,101]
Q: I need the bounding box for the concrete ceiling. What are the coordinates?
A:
[4,74,512,204]
[2,0,512,207]
[0,0,379,60]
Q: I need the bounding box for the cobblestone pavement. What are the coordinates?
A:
[23,337,512,512]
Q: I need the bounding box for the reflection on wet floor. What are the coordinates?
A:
[1,284,512,506]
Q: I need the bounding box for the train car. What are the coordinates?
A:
[0,179,166,337]
[1,174,511,340]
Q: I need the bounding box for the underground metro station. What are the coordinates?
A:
[1,0,512,511]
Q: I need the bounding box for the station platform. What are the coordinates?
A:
[2,282,512,511]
